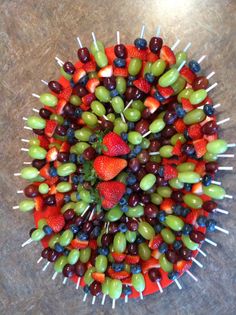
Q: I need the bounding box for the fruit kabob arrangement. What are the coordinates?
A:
[13,25,234,308]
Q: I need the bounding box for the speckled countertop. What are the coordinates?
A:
[0,0,236,314]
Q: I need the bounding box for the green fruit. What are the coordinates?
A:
[165,215,184,231]
[113,232,126,253]
[140,174,156,191]
[138,222,155,240]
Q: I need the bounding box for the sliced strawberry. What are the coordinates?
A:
[82,93,96,106]
[47,214,65,232]
[174,260,192,273]
[133,78,151,93]
[49,185,57,195]
[160,199,174,213]
[125,255,140,264]
[157,84,174,98]
[192,182,203,195]
[45,176,58,186]
[98,65,113,78]
[80,103,90,111]
[56,99,68,115]
[113,67,128,77]
[188,124,202,140]
[105,46,116,64]
[45,120,57,137]
[149,234,163,250]
[160,45,175,65]
[172,140,182,156]
[58,86,72,101]
[55,192,65,207]
[60,141,70,152]
[122,277,132,286]
[34,196,44,211]
[88,239,97,250]
[73,68,87,84]
[163,165,178,180]
[46,147,58,162]
[151,249,161,260]
[127,46,148,60]
[181,98,194,112]
[38,135,50,149]
[195,161,206,176]
[204,134,218,142]
[92,272,105,283]
[86,78,100,93]
[180,66,196,84]
[147,51,159,62]
[174,119,186,133]
[142,258,159,274]
[111,252,126,262]
[39,163,51,179]
[71,239,89,249]
[144,96,160,113]
[184,209,199,225]
[193,138,207,158]
[107,267,130,280]
[83,61,96,72]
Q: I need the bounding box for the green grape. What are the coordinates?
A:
[27,116,46,129]
[183,109,206,125]
[132,100,145,112]
[54,256,67,272]
[183,193,203,209]
[113,118,128,135]
[182,235,199,250]
[95,86,111,102]
[178,171,201,184]
[80,247,91,263]
[75,142,90,154]
[31,229,45,241]
[165,215,184,231]
[177,88,193,103]
[95,255,108,272]
[82,111,98,126]
[128,58,142,76]
[79,189,91,203]
[113,232,126,253]
[141,138,150,149]
[50,114,64,125]
[38,219,47,229]
[161,228,175,244]
[61,202,76,213]
[127,131,142,145]
[75,127,93,142]
[19,199,35,212]
[20,167,39,180]
[29,137,40,146]
[170,133,186,145]
[107,113,115,122]
[116,171,128,184]
[159,68,179,87]
[203,152,217,161]
[90,40,105,54]
[124,108,141,122]
[157,186,172,198]
[106,205,123,222]
[74,201,89,215]
[168,178,184,189]
[111,96,124,113]
[102,277,111,295]
[94,51,108,68]
[138,242,151,260]
[56,182,72,193]
[84,267,96,285]
[189,89,207,105]
[151,59,166,76]
[206,139,228,154]
[143,61,152,75]
[60,67,72,80]
[70,192,78,202]
[159,145,173,158]
[116,77,126,94]
[69,95,81,106]
[57,163,76,176]
[48,234,60,248]
[89,71,98,79]
[177,162,196,172]
[108,279,122,300]
[132,273,145,292]
[39,93,58,107]
[175,51,187,67]
[159,254,173,272]
[126,205,144,217]
[91,100,106,117]
[149,118,165,133]
[151,193,163,205]
[125,231,137,243]
[172,76,186,95]
[140,174,156,191]
[67,249,80,265]
[138,222,155,240]
[202,184,226,200]
[59,230,74,246]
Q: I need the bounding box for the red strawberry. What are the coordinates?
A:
[193,138,207,158]
[46,147,58,162]
[58,86,72,101]
[94,156,127,181]
[180,66,196,84]
[172,140,182,156]
[122,277,132,286]
[47,214,65,232]
[146,51,159,62]
[144,96,160,113]
[125,255,140,264]
[160,45,176,65]
[82,93,96,106]
[38,135,50,149]
[45,176,58,186]
[34,196,44,211]
[174,260,192,273]
[56,99,68,115]
[157,84,174,98]
[105,47,116,64]
[89,240,97,250]
[174,119,186,133]
[97,181,126,209]
[163,165,178,180]
[181,98,194,112]
[127,46,147,60]
[45,120,57,137]
[71,239,89,249]
[188,124,202,140]
[151,249,161,259]
[92,272,105,283]
[142,258,159,274]
[102,132,130,157]
[98,65,113,78]
[133,78,151,93]
[160,199,174,213]
[86,78,100,93]
[111,252,126,262]
[39,163,51,179]
[184,209,199,225]
[191,182,203,195]
[149,234,163,250]
[83,61,96,72]
[55,192,64,207]
[195,161,206,176]
[107,267,130,280]
[60,141,70,152]
[73,68,86,84]
[113,67,128,77]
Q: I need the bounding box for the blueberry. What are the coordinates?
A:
[202,174,212,186]
[175,104,186,118]
[110,89,119,97]
[157,211,166,223]
[48,167,57,177]
[77,231,88,240]
[72,175,80,184]
[119,223,128,232]
[119,197,127,206]
[74,107,82,118]
[184,129,191,141]
[152,132,162,140]
[184,183,192,191]
[67,128,75,138]
[168,271,179,281]
[206,219,217,232]
[189,60,201,73]
[54,242,64,253]
[197,215,207,227]
[131,264,142,274]
[64,195,71,203]
[126,187,132,195]
[133,145,142,155]
[43,225,53,235]
[203,104,215,116]
[83,285,90,293]
[91,226,101,238]
[134,38,147,49]
[182,224,193,235]
[63,119,70,127]
[70,224,79,234]
[157,166,164,177]
[77,174,84,183]
[70,79,76,88]
[136,235,145,244]
[181,207,191,217]
[173,240,183,251]
[145,73,155,84]
[63,249,70,256]
[76,192,81,201]
[127,174,137,185]
[79,155,85,163]
[154,223,164,233]
[154,91,165,102]
[159,242,168,254]
[127,122,135,130]
[112,263,124,272]
[121,132,128,141]
[98,247,109,256]
[67,137,75,144]
[89,134,98,143]
[173,204,183,216]
[69,153,77,163]
[114,58,126,68]
[123,285,132,295]
[79,74,89,86]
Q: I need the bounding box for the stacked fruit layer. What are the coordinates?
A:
[17,34,230,301]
